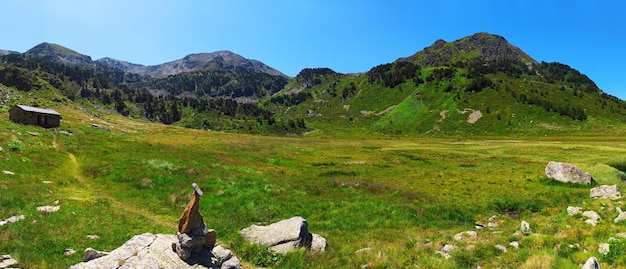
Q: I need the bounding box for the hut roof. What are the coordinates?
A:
[16,105,61,116]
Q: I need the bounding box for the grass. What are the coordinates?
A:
[3,105,626,268]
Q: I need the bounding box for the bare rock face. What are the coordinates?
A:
[240,216,326,254]
[545,161,594,185]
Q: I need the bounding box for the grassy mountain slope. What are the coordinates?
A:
[270,33,626,136]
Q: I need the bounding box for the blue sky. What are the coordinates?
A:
[3,1,626,99]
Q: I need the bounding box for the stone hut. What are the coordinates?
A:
[9,105,61,128]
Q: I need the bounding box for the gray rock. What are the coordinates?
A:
[0,215,24,226]
[545,161,594,185]
[220,255,242,269]
[0,254,18,268]
[1,171,14,175]
[598,243,610,256]
[311,233,327,253]
[567,206,583,216]
[240,216,313,253]
[509,241,519,249]
[590,185,622,199]
[581,256,601,269]
[495,244,507,252]
[211,245,232,266]
[586,219,598,227]
[520,221,532,234]
[614,207,626,223]
[71,233,216,269]
[83,248,109,262]
[582,211,601,221]
[453,231,477,242]
[37,205,60,212]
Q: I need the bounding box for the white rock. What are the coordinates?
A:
[2,170,15,175]
[211,245,233,266]
[86,234,100,240]
[582,211,601,221]
[590,185,622,199]
[37,205,60,212]
[442,244,456,253]
[567,206,582,216]
[487,222,498,228]
[598,243,610,256]
[0,254,19,268]
[581,256,601,269]
[488,215,498,221]
[545,161,594,185]
[585,219,598,227]
[454,231,477,242]
[220,255,242,269]
[64,249,77,256]
[614,207,626,223]
[311,233,327,253]
[495,244,507,252]
[520,221,532,234]
[509,241,520,249]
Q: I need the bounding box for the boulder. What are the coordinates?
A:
[567,206,583,216]
[453,231,477,242]
[71,233,219,269]
[582,211,601,221]
[0,255,18,269]
[590,185,622,199]
[581,257,600,269]
[545,161,594,185]
[240,216,320,254]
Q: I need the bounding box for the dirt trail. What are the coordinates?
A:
[65,152,175,229]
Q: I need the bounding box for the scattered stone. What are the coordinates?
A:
[581,256,601,269]
[64,249,77,256]
[0,215,25,226]
[509,241,520,249]
[311,233,327,253]
[487,222,498,228]
[211,245,233,266]
[26,131,38,136]
[545,161,594,185]
[86,235,100,240]
[582,211,601,221]
[240,216,324,254]
[83,248,109,262]
[590,185,622,199]
[2,171,15,175]
[520,221,532,235]
[442,244,456,253]
[495,244,507,252]
[616,232,626,238]
[42,181,52,184]
[37,205,60,212]
[0,254,18,268]
[567,206,583,216]
[453,231,477,242]
[220,255,242,269]
[598,243,610,256]
[585,219,598,227]
[59,130,73,136]
[488,215,498,221]
[355,247,372,254]
[614,207,626,223]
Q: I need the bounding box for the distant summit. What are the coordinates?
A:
[97,50,288,78]
[25,42,93,67]
[400,32,535,67]
[0,49,18,56]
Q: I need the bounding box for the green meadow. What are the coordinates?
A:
[2,106,626,268]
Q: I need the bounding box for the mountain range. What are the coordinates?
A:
[1,32,624,136]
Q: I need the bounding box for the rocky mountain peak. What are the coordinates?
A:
[400,32,536,67]
[25,42,93,66]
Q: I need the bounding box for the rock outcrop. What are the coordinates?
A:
[72,183,242,269]
[590,185,622,199]
[0,255,18,269]
[240,216,326,254]
[545,161,594,185]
